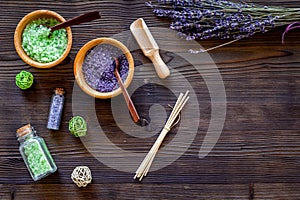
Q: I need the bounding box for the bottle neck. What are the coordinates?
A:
[16,124,36,143]
[18,131,36,143]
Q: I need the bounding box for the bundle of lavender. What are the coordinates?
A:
[146,0,300,51]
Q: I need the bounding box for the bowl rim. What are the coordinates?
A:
[74,37,134,99]
[14,9,72,68]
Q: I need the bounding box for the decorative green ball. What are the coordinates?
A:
[16,70,34,90]
[69,116,87,137]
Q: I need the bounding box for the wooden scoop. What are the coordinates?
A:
[130,18,170,79]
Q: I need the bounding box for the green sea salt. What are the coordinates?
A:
[22,17,68,63]
[24,140,52,177]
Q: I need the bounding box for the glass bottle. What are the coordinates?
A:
[16,124,57,181]
[47,88,65,130]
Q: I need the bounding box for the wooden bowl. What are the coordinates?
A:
[14,10,72,68]
[74,38,134,99]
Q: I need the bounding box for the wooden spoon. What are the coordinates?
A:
[114,58,140,123]
[48,11,101,32]
[130,18,170,79]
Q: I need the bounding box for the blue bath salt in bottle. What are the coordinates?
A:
[47,88,65,130]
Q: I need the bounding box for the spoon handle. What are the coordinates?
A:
[50,11,101,32]
[114,60,140,123]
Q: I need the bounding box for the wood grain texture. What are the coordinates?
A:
[0,0,300,199]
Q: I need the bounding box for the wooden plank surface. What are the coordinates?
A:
[0,0,300,199]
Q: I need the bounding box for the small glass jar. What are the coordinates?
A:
[47,88,65,130]
[16,124,57,181]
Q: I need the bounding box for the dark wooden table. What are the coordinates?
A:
[1,0,300,199]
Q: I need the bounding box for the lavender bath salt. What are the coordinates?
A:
[82,44,129,92]
[47,88,65,130]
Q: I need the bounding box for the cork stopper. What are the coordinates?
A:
[55,88,65,95]
[16,124,33,137]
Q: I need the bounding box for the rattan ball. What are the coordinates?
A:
[15,70,34,90]
[68,116,87,137]
[71,166,92,187]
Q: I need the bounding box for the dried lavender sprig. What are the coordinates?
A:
[282,22,300,44]
[146,0,300,42]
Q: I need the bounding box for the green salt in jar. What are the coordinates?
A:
[22,17,68,63]
[16,124,57,181]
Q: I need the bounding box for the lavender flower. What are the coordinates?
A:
[146,0,300,41]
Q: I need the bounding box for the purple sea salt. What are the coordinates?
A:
[47,89,65,130]
[82,44,129,93]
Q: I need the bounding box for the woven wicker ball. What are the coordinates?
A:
[71,166,92,187]
[15,70,34,90]
[68,116,87,137]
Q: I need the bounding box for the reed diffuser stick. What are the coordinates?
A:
[134,91,190,181]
